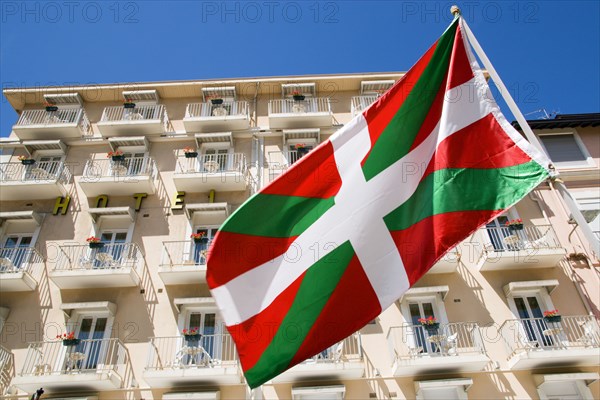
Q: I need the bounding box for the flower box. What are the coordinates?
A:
[184,152,198,158]
[544,315,562,323]
[423,323,440,334]
[20,159,35,165]
[89,242,104,249]
[184,334,202,342]
[45,106,58,112]
[62,338,81,347]
[508,223,524,231]
[111,155,126,162]
[293,94,306,101]
[210,99,224,105]
[123,102,136,109]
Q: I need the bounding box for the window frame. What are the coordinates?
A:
[538,131,595,169]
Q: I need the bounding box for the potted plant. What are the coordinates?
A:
[292,90,305,101]
[123,98,136,109]
[208,95,224,105]
[107,150,125,162]
[418,316,440,334]
[506,219,524,231]
[191,232,206,243]
[44,102,58,112]
[182,328,202,345]
[183,147,198,158]
[57,332,80,347]
[543,309,562,323]
[18,155,35,165]
[86,236,104,249]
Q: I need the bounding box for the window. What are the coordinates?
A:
[176,298,226,364]
[539,133,594,168]
[572,191,600,240]
[1,234,33,271]
[190,227,217,264]
[536,373,599,400]
[203,148,230,172]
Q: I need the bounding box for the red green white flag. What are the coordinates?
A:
[207,17,552,388]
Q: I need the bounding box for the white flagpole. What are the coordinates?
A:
[456,8,600,257]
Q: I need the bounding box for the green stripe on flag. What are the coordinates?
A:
[384,161,548,231]
[221,193,335,238]
[244,241,355,388]
[362,19,458,181]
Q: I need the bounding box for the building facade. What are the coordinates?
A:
[0,76,598,400]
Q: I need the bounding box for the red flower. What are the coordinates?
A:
[543,309,560,317]
[190,232,206,239]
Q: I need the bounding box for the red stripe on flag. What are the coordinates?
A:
[287,255,382,367]
[362,43,438,152]
[391,210,501,285]
[447,26,474,91]
[227,271,306,372]
[206,231,297,288]
[423,113,533,177]
[262,141,342,199]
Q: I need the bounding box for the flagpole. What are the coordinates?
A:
[456,8,600,257]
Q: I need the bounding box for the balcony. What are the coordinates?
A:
[143,334,240,387]
[478,225,566,270]
[79,156,158,197]
[268,98,332,129]
[49,243,143,289]
[500,316,600,370]
[351,95,378,116]
[0,246,41,291]
[12,338,130,393]
[173,153,248,192]
[0,160,70,201]
[184,101,250,132]
[272,334,364,383]
[96,105,170,136]
[267,149,311,183]
[13,108,91,140]
[387,322,489,376]
[0,345,14,396]
[428,249,460,274]
[158,240,211,285]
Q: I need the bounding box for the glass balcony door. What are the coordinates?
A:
[514,295,552,346]
[73,316,109,370]
[1,235,33,271]
[408,301,438,354]
[191,227,217,265]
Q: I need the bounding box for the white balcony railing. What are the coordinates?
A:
[145,333,238,371]
[299,334,362,364]
[387,322,487,360]
[267,149,313,182]
[100,105,171,130]
[482,225,562,253]
[0,160,71,184]
[500,316,600,359]
[15,108,91,136]
[19,338,128,378]
[268,98,331,115]
[0,246,43,274]
[0,345,14,396]
[175,153,247,175]
[161,240,213,267]
[185,101,249,119]
[351,95,378,116]
[55,243,143,272]
[82,156,157,180]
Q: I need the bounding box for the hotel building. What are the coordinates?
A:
[0,76,598,400]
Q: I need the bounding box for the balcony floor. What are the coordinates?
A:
[13,370,122,393]
[183,116,249,132]
[507,347,600,370]
[172,172,247,192]
[392,353,490,377]
[271,360,364,383]
[158,264,207,285]
[0,271,37,291]
[0,180,67,201]
[13,124,85,140]
[268,113,332,129]
[49,267,140,289]
[143,364,241,387]
[79,176,156,197]
[480,248,566,271]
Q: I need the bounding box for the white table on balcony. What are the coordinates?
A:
[427,334,448,354]
[95,252,115,268]
[67,351,86,372]
[179,346,212,367]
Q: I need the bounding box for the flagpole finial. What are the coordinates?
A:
[451,5,461,16]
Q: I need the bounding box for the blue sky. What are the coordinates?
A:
[1,1,599,137]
